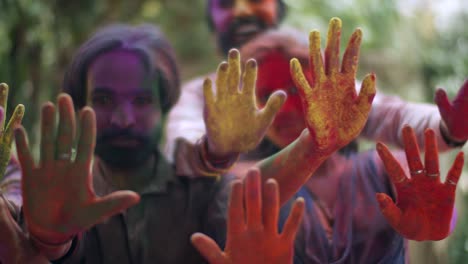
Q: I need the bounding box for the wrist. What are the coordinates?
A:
[440,121,466,147]
[196,135,239,176]
[204,136,240,165]
[300,129,334,157]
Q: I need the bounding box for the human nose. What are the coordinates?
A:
[233,0,254,17]
[110,102,136,129]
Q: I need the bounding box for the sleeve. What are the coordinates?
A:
[50,235,86,264]
[0,157,23,207]
[163,77,207,163]
[361,93,452,152]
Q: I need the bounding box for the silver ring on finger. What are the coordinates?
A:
[410,169,425,176]
[447,179,457,186]
[57,153,72,161]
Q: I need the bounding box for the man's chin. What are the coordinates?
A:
[95,145,154,169]
[219,32,260,54]
[232,33,258,47]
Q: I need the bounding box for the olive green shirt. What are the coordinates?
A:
[55,153,231,264]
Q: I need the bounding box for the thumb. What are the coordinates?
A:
[356,73,376,116]
[376,193,402,230]
[259,90,286,125]
[191,233,225,264]
[435,88,453,123]
[84,191,140,228]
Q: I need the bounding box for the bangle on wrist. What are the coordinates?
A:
[29,233,72,260]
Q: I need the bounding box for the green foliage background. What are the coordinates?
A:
[0,0,467,262]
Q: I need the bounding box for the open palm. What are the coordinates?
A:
[376,125,464,241]
[290,17,376,153]
[203,49,286,156]
[15,94,140,245]
[191,169,304,264]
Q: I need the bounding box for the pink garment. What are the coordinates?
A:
[0,158,22,207]
[281,150,409,264]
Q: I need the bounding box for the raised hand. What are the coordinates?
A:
[290,17,376,153]
[0,195,49,264]
[15,94,140,258]
[376,125,464,241]
[203,49,286,157]
[435,79,468,142]
[191,169,304,264]
[0,83,25,180]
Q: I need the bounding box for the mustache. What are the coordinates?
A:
[96,128,148,145]
[227,16,267,34]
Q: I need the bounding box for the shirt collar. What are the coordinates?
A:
[92,151,175,197]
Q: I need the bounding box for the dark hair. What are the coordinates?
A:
[205,0,287,31]
[238,28,309,66]
[62,24,180,114]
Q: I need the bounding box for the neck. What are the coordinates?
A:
[97,153,157,193]
[305,153,347,208]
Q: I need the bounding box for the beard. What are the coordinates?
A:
[217,16,271,54]
[95,127,161,169]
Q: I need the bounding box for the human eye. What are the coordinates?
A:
[92,94,113,107]
[289,86,298,95]
[133,95,154,107]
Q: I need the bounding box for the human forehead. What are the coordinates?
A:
[87,49,156,95]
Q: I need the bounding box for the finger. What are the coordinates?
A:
[228,180,245,233]
[402,125,424,178]
[39,102,56,165]
[215,62,229,101]
[445,151,464,190]
[290,59,313,99]
[0,83,9,130]
[14,127,34,177]
[341,28,362,75]
[4,104,25,146]
[227,49,241,94]
[85,191,140,229]
[242,59,257,104]
[434,88,453,122]
[356,73,376,115]
[308,30,325,86]
[0,107,4,128]
[262,178,279,233]
[402,126,425,179]
[75,107,96,165]
[245,168,262,229]
[281,197,305,243]
[324,17,342,76]
[456,79,468,99]
[424,129,440,181]
[203,78,215,111]
[376,142,409,187]
[55,94,76,160]
[259,90,286,126]
[376,193,402,229]
[191,233,225,264]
